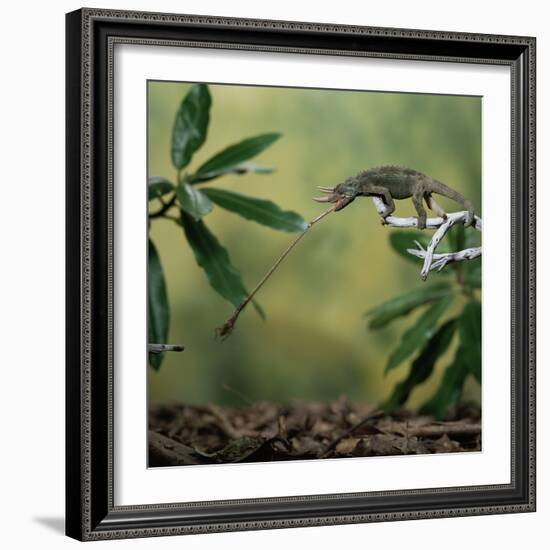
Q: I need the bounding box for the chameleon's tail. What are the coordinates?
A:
[431,178,475,225]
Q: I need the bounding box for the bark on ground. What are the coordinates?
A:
[149,398,481,467]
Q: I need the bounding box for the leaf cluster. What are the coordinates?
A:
[148,85,306,369]
[366,224,481,419]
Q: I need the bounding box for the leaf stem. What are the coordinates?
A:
[177,168,186,186]
[215,206,336,339]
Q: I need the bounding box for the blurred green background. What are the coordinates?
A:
[148,81,481,409]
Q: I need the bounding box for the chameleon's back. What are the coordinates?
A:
[359,165,424,200]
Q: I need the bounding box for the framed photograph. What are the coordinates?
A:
[66,8,536,541]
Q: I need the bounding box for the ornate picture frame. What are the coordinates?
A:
[66,8,536,541]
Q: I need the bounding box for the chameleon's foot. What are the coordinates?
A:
[380,216,389,226]
[416,217,427,230]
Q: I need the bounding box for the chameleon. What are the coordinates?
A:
[313,165,475,229]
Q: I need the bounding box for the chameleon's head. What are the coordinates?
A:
[313,177,358,211]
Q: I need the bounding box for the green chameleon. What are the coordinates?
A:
[314,165,475,229]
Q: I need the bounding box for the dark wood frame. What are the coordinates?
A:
[66,8,536,541]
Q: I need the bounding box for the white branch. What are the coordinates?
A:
[407,243,482,272]
[148,344,184,353]
[371,197,482,281]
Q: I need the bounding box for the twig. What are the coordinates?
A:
[208,405,243,439]
[371,197,482,280]
[380,420,481,438]
[278,415,288,441]
[216,206,336,338]
[148,343,184,353]
[321,408,384,458]
[405,422,481,438]
[407,243,482,272]
[148,431,202,466]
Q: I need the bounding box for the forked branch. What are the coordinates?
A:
[371,197,482,280]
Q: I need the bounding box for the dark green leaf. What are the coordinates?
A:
[464,260,482,289]
[366,281,452,330]
[201,188,307,233]
[177,181,214,221]
[458,300,481,383]
[180,211,260,313]
[419,353,470,420]
[447,223,465,253]
[251,300,265,320]
[148,240,169,370]
[446,224,466,278]
[389,231,449,265]
[171,84,211,170]
[149,352,163,371]
[193,133,281,182]
[383,319,457,413]
[465,225,482,248]
[419,300,481,419]
[190,163,274,184]
[148,177,175,201]
[384,295,453,373]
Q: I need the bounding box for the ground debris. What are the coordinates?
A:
[149,399,481,467]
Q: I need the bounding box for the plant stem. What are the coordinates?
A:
[149,192,177,219]
[149,168,188,219]
[162,214,180,223]
[216,206,336,339]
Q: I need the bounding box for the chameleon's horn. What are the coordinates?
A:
[318,186,335,193]
[312,195,333,203]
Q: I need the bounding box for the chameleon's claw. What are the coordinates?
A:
[318,186,336,193]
